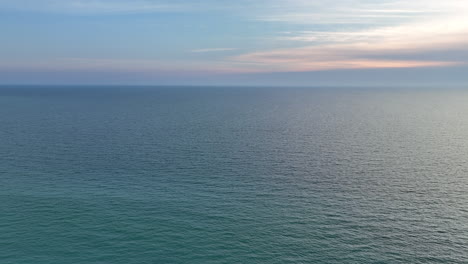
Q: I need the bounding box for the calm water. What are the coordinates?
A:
[1,86,468,264]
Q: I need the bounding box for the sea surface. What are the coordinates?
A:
[1,86,468,264]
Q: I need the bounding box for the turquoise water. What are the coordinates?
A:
[1,86,468,263]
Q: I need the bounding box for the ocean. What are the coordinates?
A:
[1,86,468,263]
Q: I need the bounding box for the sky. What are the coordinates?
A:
[1,0,468,86]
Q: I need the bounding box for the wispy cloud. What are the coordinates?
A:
[233,48,461,73]
[230,0,468,72]
[191,48,238,53]
[254,0,466,25]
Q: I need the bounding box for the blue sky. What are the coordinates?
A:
[1,0,468,86]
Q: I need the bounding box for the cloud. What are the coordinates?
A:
[232,48,461,73]
[229,0,468,72]
[254,0,468,25]
[191,48,238,53]
[231,38,467,72]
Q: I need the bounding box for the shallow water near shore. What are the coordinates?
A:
[2,86,468,263]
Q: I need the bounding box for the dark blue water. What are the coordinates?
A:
[1,86,468,263]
